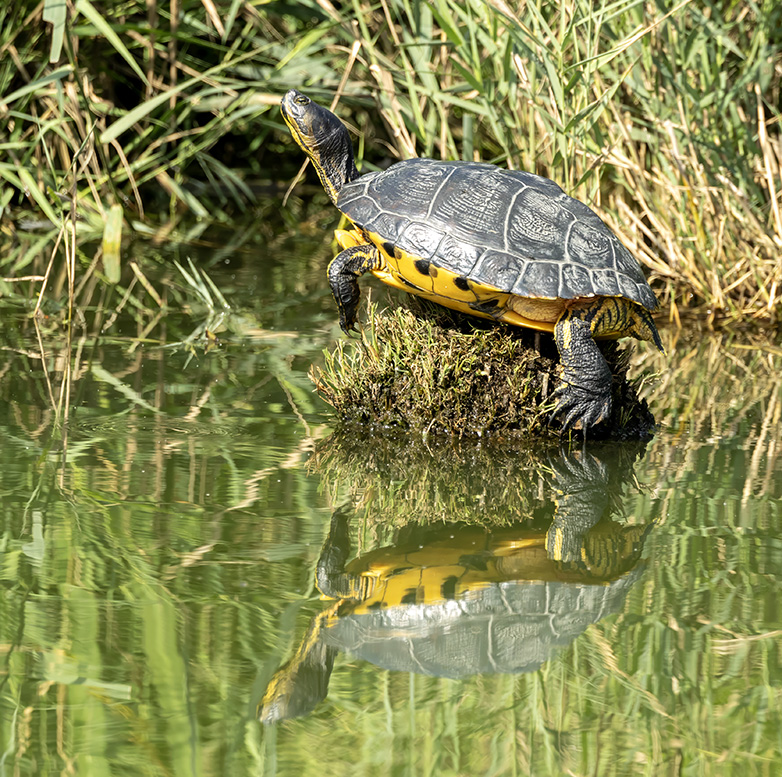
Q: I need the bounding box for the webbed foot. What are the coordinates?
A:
[550,373,612,432]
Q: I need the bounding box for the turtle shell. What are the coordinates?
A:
[337,159,657,313]
[322,570,643,677]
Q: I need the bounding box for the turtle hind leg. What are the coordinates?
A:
[551,298,662,432]
[327,243,384,333]
[550,299,618,432]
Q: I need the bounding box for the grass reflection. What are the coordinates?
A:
[260,441,654,724]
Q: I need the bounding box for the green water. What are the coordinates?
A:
[0,226,780,777]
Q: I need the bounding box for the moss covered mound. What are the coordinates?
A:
[310,299,656,440]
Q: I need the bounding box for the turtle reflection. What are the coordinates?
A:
[260,446,656,724]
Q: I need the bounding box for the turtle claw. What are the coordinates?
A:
[337,314,358,336]
[550,381,612,433]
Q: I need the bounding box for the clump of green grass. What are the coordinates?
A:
[309,299,655,440]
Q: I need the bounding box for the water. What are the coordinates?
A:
[0,225,780,776]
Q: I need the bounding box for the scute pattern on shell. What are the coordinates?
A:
[336,159,658,310]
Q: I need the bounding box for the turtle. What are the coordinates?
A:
[258,446,657,723]
[280,89,664,432]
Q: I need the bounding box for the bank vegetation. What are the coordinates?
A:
[1,0,781,324]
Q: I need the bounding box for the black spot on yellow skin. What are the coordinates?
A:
[415,259,430,275]
[441,576,458,600]
[389,565,414,577]
[382,240,395,257]
[455,276,470,291]
[401,589,418,605]
[470,298,499,314]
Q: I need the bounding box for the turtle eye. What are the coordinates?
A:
[294,94,310,106]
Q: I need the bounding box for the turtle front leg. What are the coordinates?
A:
[327,244,384,333]
[551,299,617,432]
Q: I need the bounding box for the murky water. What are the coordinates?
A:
[0,224,780,776]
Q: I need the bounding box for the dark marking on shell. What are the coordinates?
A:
[400,276,423,290]
[382,240,396,258]
[455,276,470,291]
[441,576,459,600]
[415,259,431,276]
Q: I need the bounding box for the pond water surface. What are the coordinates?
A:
[0,223,780,777]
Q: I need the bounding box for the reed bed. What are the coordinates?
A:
[1,0,781,323]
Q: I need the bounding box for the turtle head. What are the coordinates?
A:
[281,89,359,204]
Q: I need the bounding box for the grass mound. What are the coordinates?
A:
[310,299,656,440]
